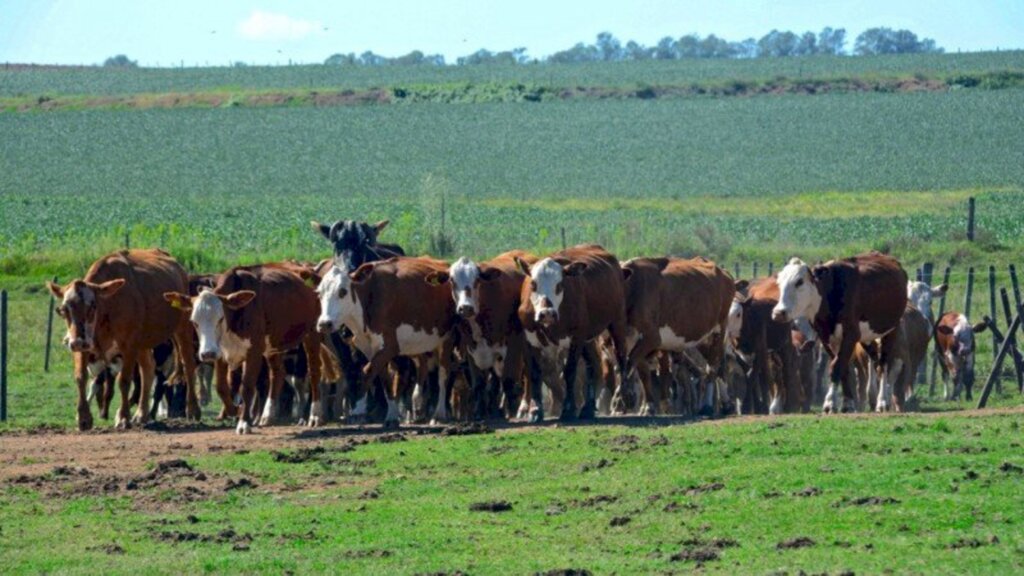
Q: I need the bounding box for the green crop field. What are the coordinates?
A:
[2,52,1024,575]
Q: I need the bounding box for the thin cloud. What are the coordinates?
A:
[237,10,321,41]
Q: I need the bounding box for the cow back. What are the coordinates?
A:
[355,257,455,336]
[625,256,734,342]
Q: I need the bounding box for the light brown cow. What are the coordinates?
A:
[934,311,988,401]
[516,244,629,421]
[773,252,909,413]
[47,249,198,431]
[164,264,323,434]
[427,250,542,421]
[315,256,456,427]
[622,257,735,415]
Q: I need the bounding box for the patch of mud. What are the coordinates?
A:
[572,494,618,508]
[609,516,632,527]
[676,482,725,496]
[648,435,670,446]
[272,446,327,463]
[579,458,612,472]
[833,496,901,507]
[154,528,253,546]
[999,461,1023,474]
[469,500,513,512]
[224,477,258,491]
[948,535,999,549]
[344,549,393,558]
[376,433,408,444]
[86,543,125,555]
[534,570,592,576]
[777,537,815,550]
[440,422,492,436]
[607,434,640,452]
[793,487,822,497]
[662,501,699,513]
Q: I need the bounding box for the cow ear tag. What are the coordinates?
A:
[170,299,183,309]
[305,277,316,288]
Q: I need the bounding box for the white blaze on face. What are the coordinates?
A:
[726,300,744,341]
[449,257,479,315]
[529,258,564,323]
[952,315,974,362]
[191,290,225,360]
[316,266,352,332]
[773,258,822,322]
[62,284,98,350]
[906,281,933,317]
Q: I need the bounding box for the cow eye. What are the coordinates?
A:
[555,283,563,295]
[795,279,804,288]
[530,281,537,291]
[56,306,67,318]
[337,288,348,299]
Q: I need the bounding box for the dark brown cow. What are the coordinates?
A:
[46,249,198,431]
[315,256,456,427]
[164,264,323,434]
[729,276,801,414]
[934,311,988,401]
[516,244,628,421]
[622,257,735,416]
[772,252,908,413]
[427,250,542,421]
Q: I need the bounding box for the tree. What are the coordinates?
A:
[675,34,700,58]
[623,41,652,61]
[324,53,356,66]
[548,42,598,63]
[595,32,623,61]
[757,30,799,57]
[103,54,137,68]
[795,32,818,55]
[818,27,847,55]
[854,27,943,55]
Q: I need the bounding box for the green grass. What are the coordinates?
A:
[3,414,1024,574]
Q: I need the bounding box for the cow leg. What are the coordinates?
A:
[236,352,263,434]
[768,352,783,415]
[824,337,856,415]
[431,341,454,425]
[73,353,93,431]
[363,348,399,428]
[197,362,213,406]
[101,369,116,420]
[259,354,286,426]
[578,342,601,420]
[522,351,543,423]
[876,333,903,412]
[656,353,674,415]
[628,331,661,416]
[559,343,584,422]
[213,360,234,420]
[172,325,201,422]
[114,351,138,429]
[299,334,324,427]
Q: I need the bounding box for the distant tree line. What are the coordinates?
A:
[323,26,942,66]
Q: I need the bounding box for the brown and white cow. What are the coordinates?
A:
[427,250,541,421]
[729,276,801,415]
[516,244,629,421]
[164,264,323,434]
[622,257,735,415]
[47,249,199,431]
[772,252,908,413]
[934,311,988,401]
[315,257,456,427]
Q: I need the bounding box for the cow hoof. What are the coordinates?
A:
[559,406,578,422]
[527,410,544,424]
[78,416,94,432]
[875,403,889,413]
[578,405,596,420]
[383,419,400,429]
[822,402,835,415]
[131,411,148,427]
[307,415,322,428]
[236,420,251,435]
[640,403,655,417]
[697,405,714,418]
[115,415,130,430]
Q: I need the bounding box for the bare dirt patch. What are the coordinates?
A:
[777,536,816,550]
[469,500,513,512]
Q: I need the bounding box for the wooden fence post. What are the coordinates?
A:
[990,266,998,360]
[1011,264,1021,310]
[560,227,567,250]
[967,196,975,242]
[930,265,952,398]
[124,232,130,250]
[964,266,975,318]
[752,262,759,279]
[978,305,1023,409]
[1,289,7,421]
[923,262,934,287]
[767,262,773,277]
[1001,288,1024,393]
[733,263,740,279]
[45,276,57,372]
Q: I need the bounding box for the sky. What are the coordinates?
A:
[0,0,1021,66]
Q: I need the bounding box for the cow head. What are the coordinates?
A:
[772,257,823,324]
[727,280,750,342]
[425,257,502,319]
[316,263,374,334]
[516,256,586,328]
[311,219,390,272]
[907,281,947,323]
[163,289,256,362]
[936,314,988,396]
[47,279,125,353]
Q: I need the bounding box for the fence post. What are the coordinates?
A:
[964,266,975,318]
[978,305,1023,409]
[752,262,759,279]
[930,265,952,398]
[733,262,740,279]
[560,227,567,250]
[916,267,923,282]
[767,262,774,277]
[1001,288,1024,394]
[1011,264,1021,311]
[124,232,130,250]
[990,266,998,360]
[966,196,975,242]
[1,289,7,421]
[923,262,934,287]
[45,276,57,372]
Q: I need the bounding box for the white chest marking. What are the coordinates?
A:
[396,324,444,356]
[657,325,719,352]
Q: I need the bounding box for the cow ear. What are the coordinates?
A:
[91,279,125,299]
[563,262,587,276]
[932,284,948,297]
[972,321,989,334]
[812,265,829,279]
[46,281,65,299]
[163,292,192,311]
[734,279,749,295]
[936,325,954,336]
[621,268,633,281]
[373,219,390,234]
[311,220,332,240]
[478,267,502,282]
[222,290,256,310]
[425,271,450,286]
[513,257,531,275]
[350,263,374,284]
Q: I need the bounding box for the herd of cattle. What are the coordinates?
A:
[46,219,988,433]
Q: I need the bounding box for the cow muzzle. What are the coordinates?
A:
[771,308,790,323]
[536,308,558,327]
[68,338,91,353]
[317,319,335,334]
[457,305,476,319]
[199,350,218,363]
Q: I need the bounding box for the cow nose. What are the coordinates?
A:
[457,305,475,319]
[537,309,557,326]
[317,320,334,333]
[69,338,88,352]
[199,350,217,362]
[772,309,788,323]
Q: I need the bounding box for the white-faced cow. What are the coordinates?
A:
[47,249,199,431]
[427,250,541,420]
[316,257,456,427]
[516,244,629,421]
[934,312,988,401]
[772,252,908,413]
[622,257,735,416]
[164,264,323,434]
